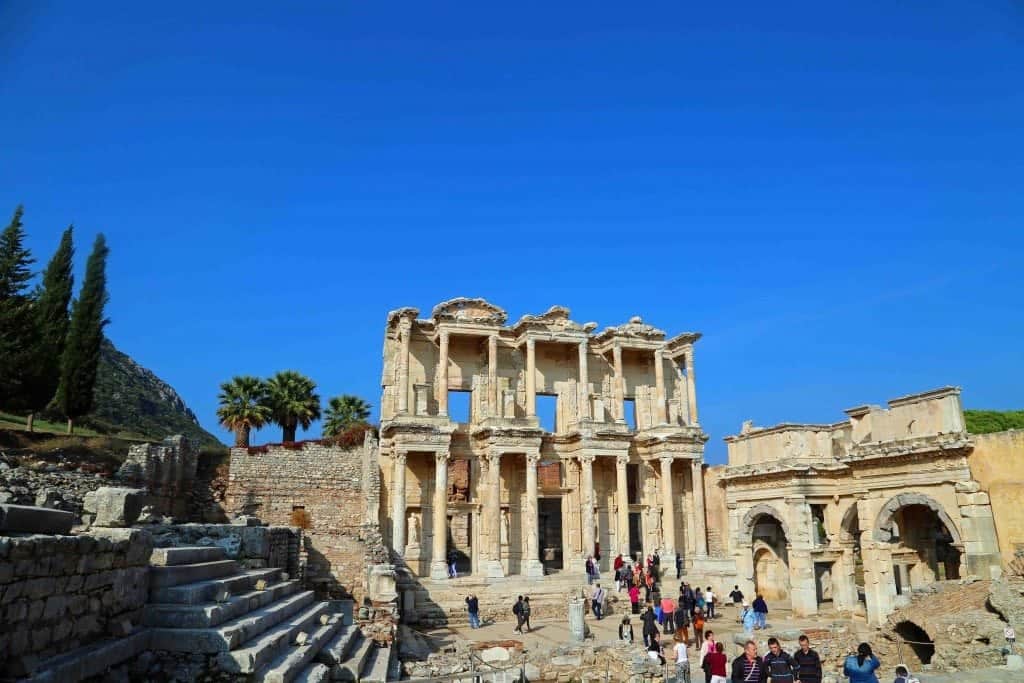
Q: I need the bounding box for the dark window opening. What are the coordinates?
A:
[449,390,471,423]
[811,504,827,546]
[626,463,640,505]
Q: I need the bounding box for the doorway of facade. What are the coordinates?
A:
[814,562,834,606]
[628,512,644,561]
[539,498,563,572]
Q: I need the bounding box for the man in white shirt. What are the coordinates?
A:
[705,587,715,619]
[674,638,691,683]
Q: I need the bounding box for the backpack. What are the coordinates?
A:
[512,601,521,616]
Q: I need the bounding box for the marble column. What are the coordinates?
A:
[430,451,450,579]
[616,454,630,556]
[524,452,544,577]
[391,450,408,554]
[525,337,537,418]
[691,459,708,558]
[685,345,698,425]
[397,319,412,415]
[485,450,505,578]
[578,341,591,420]
[580,454,596,565]
[613,344,625,423]
[660,456,676,557]
[654,348,667,424]
[437,331,449,417]
[488,334,499,418]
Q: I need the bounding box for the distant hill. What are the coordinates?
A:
[84,339,223,447]
[964,409,1024,435]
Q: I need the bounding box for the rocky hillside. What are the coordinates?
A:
[86,339,222,447]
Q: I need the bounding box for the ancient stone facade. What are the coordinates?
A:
[379,298,711,581]
[223,434,387,602]
[715,386,1003,625]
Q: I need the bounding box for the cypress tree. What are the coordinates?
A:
[56,234,109,434]
[25,226,75,429]
[0,205,36,408]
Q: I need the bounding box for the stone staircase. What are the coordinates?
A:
[143,545,390,681]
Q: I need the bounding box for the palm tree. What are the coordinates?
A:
[216,375,272,447]
[266,370,321,442]
[323,394,372,436]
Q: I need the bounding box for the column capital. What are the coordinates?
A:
[484,449,502,466]
[659,454,675,466]
[439,329,450,343]
[394,449,408,465]
[616,453,630,467]
[434,450,451,465]
[526,451,541,466]
[526,336,536,350]
[578,453,596,466]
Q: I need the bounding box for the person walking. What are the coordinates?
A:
[741,601,756,634]
[619,615,634,644]
[592,583,606,620]
[692,608,706,649]
[586,555,596,585]
[661,594,676,633]
[1006,625,1017,654]
[641,604,659,648]
[674,637,691,683]
[521,596,532,632]
[729,585,744,622]
[705,586,716,619]
[676,551,684,579]
[512,595,526,634]
[699,630,717,683]
[763,637,796,683]
[448,549,459,578]
[732,640,767,683]
[681,582,695,617]
[842,643,880,683]
[653,586,664,624]
[752,594,768,630]
[695,588,706,615]
[614,553,624,586]
[793,635,822,683]
[629,582,641,614]
[648,631,666,666]
[675,601,690,645]
[706,642,728,683]
[465,594,480,629]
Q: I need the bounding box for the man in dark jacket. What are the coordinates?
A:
[762,637,796,682]
[641,604,659,648]
[732,640,767,683]
[792,635,822,683]
[752,594,769,630]
[681,583,696,616]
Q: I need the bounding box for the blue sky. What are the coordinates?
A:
[2,2,1022,461]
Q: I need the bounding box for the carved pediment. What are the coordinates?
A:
[513,305,597,334]
[431,297,508,325]
[594,315,666,343]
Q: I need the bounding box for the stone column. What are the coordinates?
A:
[691,459,708,558]
[788,549,818,616]
[488,334,499,418]
[523,452,544,577]
[578,341,591,421]
[654,348,667,424]
[660,456,676,558]
[397,319,412,415]
[580,454,596,565]
[861,539,897,626]
[391,450,408,554]
[613,343,625,423]
[485,450,505,578]
[429,451,450,579]
[437,331,449,417]
[616,454,630,556]
[684,345,698,425]
[525,337,537,418]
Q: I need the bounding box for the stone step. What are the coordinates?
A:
[255,615,345,683]
[151,568,282,604]
[314,625,358,667]
[292,663,330,683]
[149,590,318,653]
[144,580,301,628]
[15,629,150,683]
[333,632,373,682]
[149,559,240,590]
[216,601,333,674]
[150,546,228,566]
[359,643,393,683]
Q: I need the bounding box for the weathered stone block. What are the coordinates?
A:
[83,487,145,528]
[956,491,990,506]
[958,504,994,518]
[0,504,74,535]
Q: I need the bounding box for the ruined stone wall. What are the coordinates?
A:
[147,522,301,575]
[970,429,1024,566]
[703,464,730,557]
[0,527,152,672]
[224,440,385,602]
[117,435,198,519]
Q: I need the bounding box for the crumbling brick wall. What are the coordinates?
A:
[224,438,384,602]
[0,527,153,672]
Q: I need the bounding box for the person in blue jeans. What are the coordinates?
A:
[842,643,880,683]
[465,594,480,628]
[752,594,768,630]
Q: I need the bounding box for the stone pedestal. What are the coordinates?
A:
[568,597,586,642]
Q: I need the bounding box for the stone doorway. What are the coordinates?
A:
[628,512,643,560]
[539,498,564,572]
[814,562,834,606]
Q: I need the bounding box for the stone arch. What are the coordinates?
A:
[742,504,791,541]
[873,493,962,544]
[839,501,861,543]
